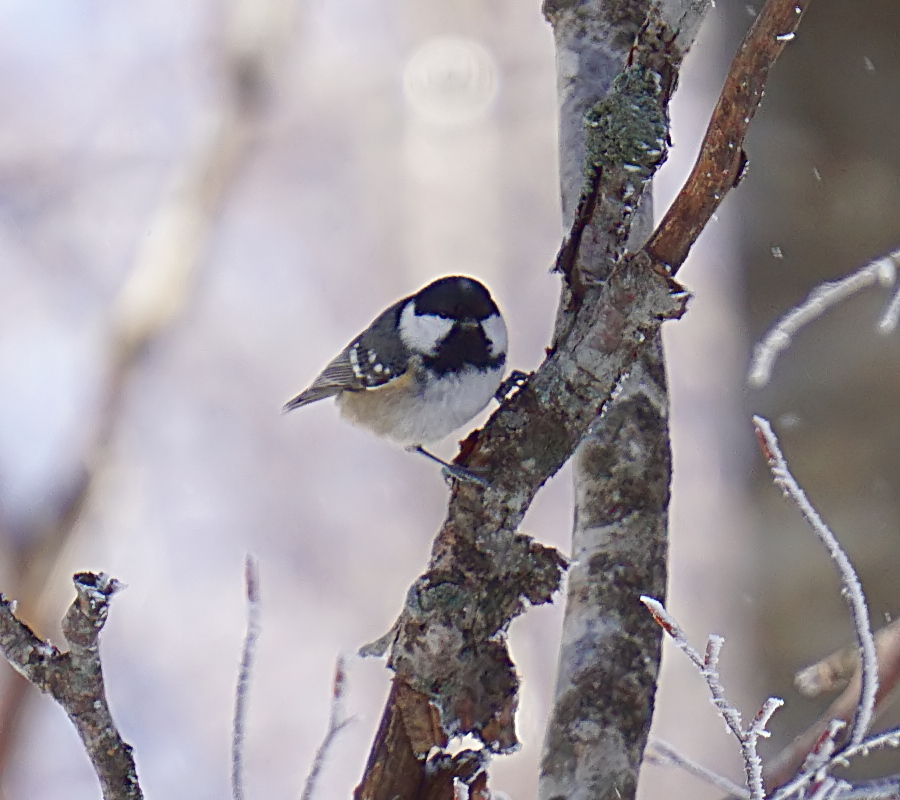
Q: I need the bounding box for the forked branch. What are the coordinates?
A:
[0,573,142,800]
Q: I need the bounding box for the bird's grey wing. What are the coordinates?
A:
[283,345,363,411]
[283,301,409,412]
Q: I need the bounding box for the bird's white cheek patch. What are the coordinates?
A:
[399,302,454,355]
[481,313,508,357]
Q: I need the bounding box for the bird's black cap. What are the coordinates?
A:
[413,276,498,321]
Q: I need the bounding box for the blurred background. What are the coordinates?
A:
[0,0,898,798]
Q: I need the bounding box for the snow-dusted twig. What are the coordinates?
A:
[748,249,900,387]
[753,417,878,745]
[647,739,750,798]
[878,279,900,334]
[232,557,261,800]
[641,596,782,800]
[838,726,900,762]
[837,777,900,800]
[767,617,900,792]
[300,656,354,800]
[774,726,900,800]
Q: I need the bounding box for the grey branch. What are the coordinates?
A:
[0,573,142,800]
[539,3,711,800]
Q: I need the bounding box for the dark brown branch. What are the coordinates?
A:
[646,0,812,274]
[0,573,142,800]
[356,0,817,795]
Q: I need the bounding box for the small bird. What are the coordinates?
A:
[284,275,507,481]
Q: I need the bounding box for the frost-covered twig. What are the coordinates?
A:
[837,776,900,800]
[748,248,900,387]
[838,726,900,762]
[233,557,261,800]
[767,616,900,792]
[753,417,878,745]
[641,597,782,800]
[774,727,900,800]
[300,656,354,800]
[0,573,142,800]
[647,739,750,798]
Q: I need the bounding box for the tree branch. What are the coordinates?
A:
[0,573,141,800]
[647,0,812,274]
[356,0,818,797]
[539,4,709,799]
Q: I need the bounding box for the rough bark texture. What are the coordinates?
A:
[0,573,141,800]
[356,224,687,798]
[355,6,699,796]
[539,4,710,800]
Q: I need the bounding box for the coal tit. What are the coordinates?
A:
[284,275,507,477]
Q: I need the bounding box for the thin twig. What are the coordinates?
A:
[647,739,751,798]
[748,250,899,387]
[233,556,261,800]
[301,656,354,800]
[753,417,878,745]
[641,596,783,800]
[837,777,900,800]
[838,726,900,762]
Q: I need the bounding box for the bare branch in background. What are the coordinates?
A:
[0,573,141,800]
[753,417,878,747]
[795,617,900,699]
[748,248,900,388]
[301,657,354,800]
[642,596,782,800]
[233,557,262,800]
[0,0,299,777]
[766,616,900,791]
[646,739,751,799]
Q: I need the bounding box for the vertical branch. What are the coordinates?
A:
[539,5,709,800]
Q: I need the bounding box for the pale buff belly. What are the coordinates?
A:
[337,366,503,445]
